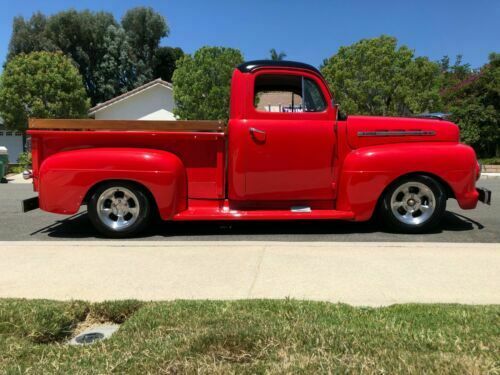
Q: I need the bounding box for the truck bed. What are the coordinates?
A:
[28,119,226,199]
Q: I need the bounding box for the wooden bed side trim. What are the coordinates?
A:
[28,119,225,132]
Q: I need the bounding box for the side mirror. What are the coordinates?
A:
[334,103,347,121]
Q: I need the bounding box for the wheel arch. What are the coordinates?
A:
[377,171,455,208]
[38,147,188,218]
[376,172,449,233]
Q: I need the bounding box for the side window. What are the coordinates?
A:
[254,74,303,112]
[254,74,326,113]
[303,77,327,112]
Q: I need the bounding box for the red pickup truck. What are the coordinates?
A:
[23,60,491,237]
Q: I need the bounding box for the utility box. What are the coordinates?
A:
[0,146,8,181]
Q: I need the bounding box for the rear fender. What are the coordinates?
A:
[336,143,478,220]
[39,148,187,219]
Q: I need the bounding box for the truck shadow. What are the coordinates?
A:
[38,210,482,240]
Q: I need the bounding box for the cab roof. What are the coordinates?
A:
[237,60,321,75]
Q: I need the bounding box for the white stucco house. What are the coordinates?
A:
[0,118,24,163]
[89,78,176,120]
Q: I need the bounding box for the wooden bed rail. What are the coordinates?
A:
[28,118,226,132]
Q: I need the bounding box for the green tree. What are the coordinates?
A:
[438,55,473,92]
[0,52,90,131]
[173,46,244,120]
[122,7,169,77]
[95,25,138,101]
[321,35,442,116]
[444,53,500,157]
[270,48,286,61]
[44,10,118,105]
[153,47,184,82]
[6,12,56,60]
[6,8,172,106]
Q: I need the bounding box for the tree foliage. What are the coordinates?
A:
[96,25,138,101]
[321,35,442,116]
[0,52,90,131]
[6,8,175,106]
[7,12,57,59]
[173,47,244,121]
[444,53,499,157]
[122,7,169,71]
[270,49,286,61]
[44,10,117,105]
[153,47,184,82]
[438,55,474,92]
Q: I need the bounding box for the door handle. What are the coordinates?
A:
[249,127,266,135]
[249,127,266,142]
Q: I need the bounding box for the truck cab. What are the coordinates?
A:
[24,60,490,237]
[228,61,338,201]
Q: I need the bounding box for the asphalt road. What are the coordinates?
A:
[0,179,498,242]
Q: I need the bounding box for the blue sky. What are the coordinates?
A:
[0,0,498,70]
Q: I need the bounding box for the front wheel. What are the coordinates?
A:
[88,182,151,238]
[380,175,447,233]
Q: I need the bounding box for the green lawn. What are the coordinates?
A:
[0,299,498,374]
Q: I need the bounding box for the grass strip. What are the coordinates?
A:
[0,299,498,373]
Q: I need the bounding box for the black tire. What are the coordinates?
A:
[87,181,151,238]
[380,175,447,233]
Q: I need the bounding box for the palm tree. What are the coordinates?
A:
[269,49,287,61]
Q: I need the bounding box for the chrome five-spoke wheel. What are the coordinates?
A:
[88,182,151,238]
[381,175,446,233]
[390,182,435,225]
[97,187,140,230]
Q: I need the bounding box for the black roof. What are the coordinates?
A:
[237,60,321,75]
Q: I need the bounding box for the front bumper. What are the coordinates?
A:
[477,187,491,205]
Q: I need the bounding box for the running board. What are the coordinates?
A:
[173,207,355,221]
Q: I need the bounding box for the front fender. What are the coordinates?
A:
[336,142,478,220]
[39,148,187,219]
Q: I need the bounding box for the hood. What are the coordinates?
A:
[345,115,460,149]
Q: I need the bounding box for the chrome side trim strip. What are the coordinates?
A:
[357,130,437,137]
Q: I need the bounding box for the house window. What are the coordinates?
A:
[15,132,22,136]
[6,131,12,136]
[0,131,3,136]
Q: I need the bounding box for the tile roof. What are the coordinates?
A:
[89,78,173,115]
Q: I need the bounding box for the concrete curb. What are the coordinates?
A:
[3,173,31,184]
[481,173,500,179]
[0,240,499,247]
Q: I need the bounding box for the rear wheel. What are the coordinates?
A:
[380,175,446,233]
[88,181,151,238]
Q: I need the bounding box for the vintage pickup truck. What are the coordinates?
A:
[23,60,491,237]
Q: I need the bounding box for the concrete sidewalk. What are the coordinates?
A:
[0,241,498,306]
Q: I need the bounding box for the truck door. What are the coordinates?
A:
[235,70,336,201]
